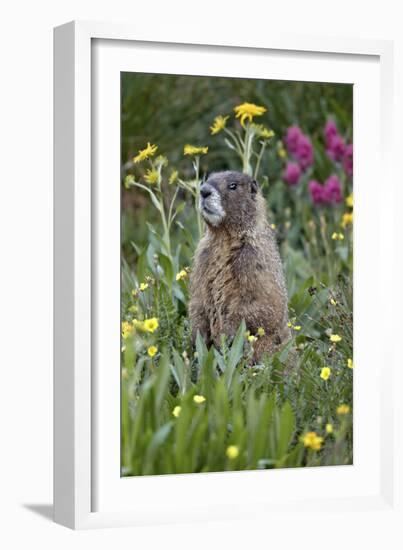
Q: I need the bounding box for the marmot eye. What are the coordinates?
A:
[228,182,237,190]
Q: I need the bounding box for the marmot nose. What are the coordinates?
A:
[200,184,212,199]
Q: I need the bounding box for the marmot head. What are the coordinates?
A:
[199,171,265,231]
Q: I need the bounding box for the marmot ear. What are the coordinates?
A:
[251,179,259,194]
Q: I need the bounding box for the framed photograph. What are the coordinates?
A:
[54,21,399,531]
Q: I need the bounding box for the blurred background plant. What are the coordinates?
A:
[121,73,353,476]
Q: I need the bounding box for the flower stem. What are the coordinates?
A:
[194,156,203,239]
[254,141,267,180]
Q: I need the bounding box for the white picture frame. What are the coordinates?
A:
[54,20,400,531]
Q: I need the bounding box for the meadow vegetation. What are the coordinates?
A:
[121,75,353,476]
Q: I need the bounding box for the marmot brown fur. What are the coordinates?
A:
[189,171,291,361]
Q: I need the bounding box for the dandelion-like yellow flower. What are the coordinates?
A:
[210,115,229,135]
[341,212,353,229]
[193,395,206,404]
[121,321,134,340]
[183,144,208,156]
[175,269,187,282]
[332,232,344,241]
[124,174,135,189]
[234,102,267,127]
[346,193,353,208]
[347,358,354,369]
[329,334,342,343]
[320,367,331,381]
[257,327,265,337]
[226,445,239,459]
[133,142,158,163]
[169,169,178,185]
[144,168,159,185]
[172,405,181,418]
[337,404,351,415]
[143,317,159,333]
[147,346,158,358]
[139,282,149,291]
[248,335,258,343]
[325,423,333,434]
[252,123,275,140]
[301,431,324,451]
[155,155,168,167]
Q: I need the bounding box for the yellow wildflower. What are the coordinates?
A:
[330,298,337,306]
[147,346,158,358]
[172,405,181,418]
[193,395,206,404]
[287,322,292,328]
[133,142,158,163]
[341,212,353,229]
[293,325,301,331]
[248,335,258,343]
[234,102,267,127]
[226,445,239,459]
[301,431,324,451]
[139,282,149,291]
[277,141,287,158]
[257,327,265,337]
[325,423,333,434]
[337,404,350,415]
[346,193,353,208]
[121,321,133,340]
[210,115,229,135]
[183,144,208,156]
[144,168,159,185]
[329,334,342,343]
[331,232,344,241]
[347,358,354,369]
[270,223,276,230]
[175,269,188,282]
[155,155,168,167]
[251,123,275,139]
[143,317,159,333]
[124,174,135,189]
[320,367,331,381]
[169,169,178,185]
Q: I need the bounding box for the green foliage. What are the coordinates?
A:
[120,75,353,476]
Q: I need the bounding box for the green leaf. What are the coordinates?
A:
[277,402,295,459]
[224,320,246,390]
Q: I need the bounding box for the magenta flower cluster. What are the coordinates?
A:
[308,175,343,206]
[324,120,353,176]
[283,125,314,185]
[281,119,352,206]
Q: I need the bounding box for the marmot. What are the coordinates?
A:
[189,171,291,361]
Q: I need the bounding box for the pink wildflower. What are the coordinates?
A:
[283,162,301,185]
